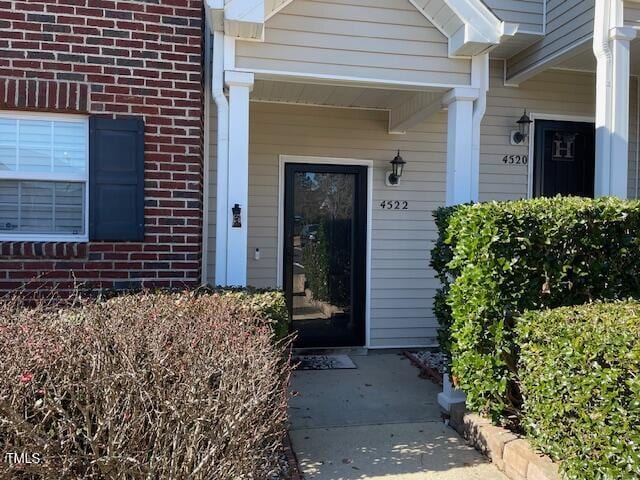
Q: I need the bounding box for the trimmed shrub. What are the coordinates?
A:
[517,301,640,479]
[432,196,640,421]
[430,205,462,360]
[0,291,293,479]
[214,288,289,340]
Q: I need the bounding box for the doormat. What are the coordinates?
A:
[293,354,357,370]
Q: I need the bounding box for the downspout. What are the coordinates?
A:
[201,27,213,285]
[593,0,612,196]
[212,29,230,286]
[636,78,640,198]
[471,53,489,202]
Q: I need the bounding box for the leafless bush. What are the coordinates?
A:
[0,291,293,479]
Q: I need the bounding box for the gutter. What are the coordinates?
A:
[203,0,230,286]
[471,53,489,202]
[212,28,230,286]
[593,0,612,194]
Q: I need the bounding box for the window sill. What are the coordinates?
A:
[0,241,88,259]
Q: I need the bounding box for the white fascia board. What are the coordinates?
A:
[446,0,504,44]
[223,0,265,40]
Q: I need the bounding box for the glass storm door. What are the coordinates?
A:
[283,164,367,348]
[533,120,595,197]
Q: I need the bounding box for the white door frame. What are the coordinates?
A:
[527,112,596,198]
[276,154,373,348]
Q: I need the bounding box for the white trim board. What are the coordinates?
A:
[276,154,373,348]
[235,67,467,92]
[526,112,596,198]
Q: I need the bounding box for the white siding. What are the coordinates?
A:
[483,0,545,33]
[506,0,595,81]
[234,0,471,87]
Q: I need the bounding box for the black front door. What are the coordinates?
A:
[533,120,595,197]
[283,163,367,348]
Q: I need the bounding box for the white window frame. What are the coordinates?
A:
[0,110,90,242]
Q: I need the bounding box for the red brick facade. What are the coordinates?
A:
[0,0,204,293]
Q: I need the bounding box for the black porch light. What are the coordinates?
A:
[388,150,406,185]
[513,109,533,144]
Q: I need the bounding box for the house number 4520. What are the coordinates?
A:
[502,154,528,165]
[380,200,408,210]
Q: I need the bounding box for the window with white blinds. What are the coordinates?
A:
[0,112,88,240]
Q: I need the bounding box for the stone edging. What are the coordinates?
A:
[283,431,303,480]
[449,408,560,480]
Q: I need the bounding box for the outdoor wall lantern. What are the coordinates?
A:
[510,109,533,145]
[386,150,406,186]
[232,203,242,228]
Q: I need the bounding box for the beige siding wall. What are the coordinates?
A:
[234,0,471,86]
[626,1,640,25]
[206,64,640,348]
[481,61,639,200]
[243,102,447,347]
[481,62,596,200]
[483,0,545,33]
[506,0,595,80]
[629,76,640,199]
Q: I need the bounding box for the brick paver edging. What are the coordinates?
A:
[449,409,560,480]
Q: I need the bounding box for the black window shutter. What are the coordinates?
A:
[89,116,145,241]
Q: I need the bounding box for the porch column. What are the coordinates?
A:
[443,87,479,205]
[438,87,479,413]
[224,70,254,286]
[594,0,637,197]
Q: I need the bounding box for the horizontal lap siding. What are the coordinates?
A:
[482,0,544,33]
[507,0,595,80]
[626,2,640,25]
[481,61,639,200]
[244,102,445,348]
[629,77,639,199]
[235,0,471,86]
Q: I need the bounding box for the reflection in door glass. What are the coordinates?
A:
[291,171,356,346]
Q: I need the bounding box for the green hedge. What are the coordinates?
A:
[517,301,640,479]
[432,196,640,421]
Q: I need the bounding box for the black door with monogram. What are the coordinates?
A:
[283,164,367,348]
[533,120,595,197]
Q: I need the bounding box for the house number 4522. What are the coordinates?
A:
[380,200,408,210]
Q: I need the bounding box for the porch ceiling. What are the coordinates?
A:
[250,79,447,133]
[251,79,441,110]
[552,37,640,76]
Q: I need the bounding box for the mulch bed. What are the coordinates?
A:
[403,351,444,386]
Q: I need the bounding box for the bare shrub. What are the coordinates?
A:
[0,291,293,479]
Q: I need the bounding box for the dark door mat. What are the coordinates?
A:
[293,354,357,370]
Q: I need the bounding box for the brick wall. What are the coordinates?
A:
[0,0,204,293]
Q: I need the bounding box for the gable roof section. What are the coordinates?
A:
[207,0,518,57]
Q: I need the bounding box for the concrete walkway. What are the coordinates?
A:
[288,352,508,480]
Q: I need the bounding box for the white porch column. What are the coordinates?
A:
[438,87,479,413]
[224,70,254,286]
[443,87,479,205]
[594,0,637,198]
